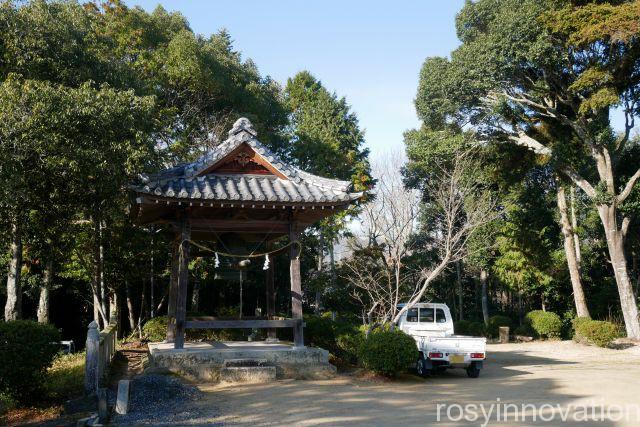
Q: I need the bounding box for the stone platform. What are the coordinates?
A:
[147,341,336,382]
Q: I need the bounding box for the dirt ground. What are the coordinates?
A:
[176,340,640,427]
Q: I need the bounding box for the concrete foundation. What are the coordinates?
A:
[147,341,336,382]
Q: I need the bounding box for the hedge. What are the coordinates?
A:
[305,314,361,355]
[0,320,61,404]
[524,310,562,339]
[573,317,621,347]
[358,329,417,376]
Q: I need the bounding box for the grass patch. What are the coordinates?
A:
[43,352,85,403]
[1,352,85,426]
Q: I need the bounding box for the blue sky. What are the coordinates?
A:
[125,1,465,156]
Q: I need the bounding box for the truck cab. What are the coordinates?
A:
[397,303,486,378]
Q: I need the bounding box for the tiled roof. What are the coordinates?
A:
[133,118,363,205]
[138,174,361,204]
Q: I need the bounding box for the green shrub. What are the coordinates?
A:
[304,314,361,360]
[573,317,621,347]
[336,331,364,364]
[454,320,485,336]
[0,392,15,416]
[525,310,562,339]
[304,315,338,352]
[43,352,85,402]
[562,311,576,339]
[358,329,418,377]
[0,320,61,403]
[572,316,591,333]
[142,316,168,341]
[514,324,535,337]
[486,315,513,338]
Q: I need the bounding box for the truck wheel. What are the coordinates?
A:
[466,363,481,378]
[416,356,430,378]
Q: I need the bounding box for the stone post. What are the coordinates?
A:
[499,326,510,344]
[84,321,99,395]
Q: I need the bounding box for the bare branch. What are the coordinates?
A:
[508,132,553,156]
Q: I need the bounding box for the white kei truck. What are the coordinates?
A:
[397,303,487,378]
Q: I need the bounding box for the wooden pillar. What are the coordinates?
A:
[289,222,304,348]
[266,242,277,341]
[174,217,191,349]
[166,239,180,343]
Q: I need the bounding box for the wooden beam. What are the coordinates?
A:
[166,239,179,343]
[174,216,191,349]
[184,319,301,329]
[289,220,304,347]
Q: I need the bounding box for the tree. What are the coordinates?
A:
[343,151,419,323]
[0,75,157,323]
[285,71,372,311]
[393,146,497,324]
[414,0,640,337]
[1,0,290,326]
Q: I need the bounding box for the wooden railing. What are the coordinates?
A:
[85,314,118,395]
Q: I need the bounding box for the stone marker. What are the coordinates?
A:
[97,388,108,423]
[115,379,131,415]
[499,326,510,344]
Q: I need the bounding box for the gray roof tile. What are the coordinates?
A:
[134,118,364,205]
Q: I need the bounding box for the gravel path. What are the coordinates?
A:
[112,340,640,426]
[198,340,640,426]
[109,374,216,426]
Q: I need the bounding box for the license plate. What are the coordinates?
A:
[450,354,465,364]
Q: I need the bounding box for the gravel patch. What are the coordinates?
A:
[110,374,220,426]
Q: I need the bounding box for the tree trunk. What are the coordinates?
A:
[110,292,121,338]
[4,220,22,321]
[37,259,53,323]
[517,290,523,326]
[150,234,155,318]
[138,279,147,339]
[570,187,582,265]
[480,268,489,325]
[91,217,108,328]
[633,251,639,299]
[99,221,108,320]
[93,292,101,329]
[557,184,590,318]
[598,204,640,339]
[125,280,136,332]
[456,261,463,321]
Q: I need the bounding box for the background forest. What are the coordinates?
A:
[1,0,640,352]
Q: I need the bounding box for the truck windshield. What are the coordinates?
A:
[406,308,419,322]
[435,308,447,323]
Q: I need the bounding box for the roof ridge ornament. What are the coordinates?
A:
[229,117,257,137]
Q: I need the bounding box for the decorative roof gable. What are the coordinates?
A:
[134,118,362,205]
